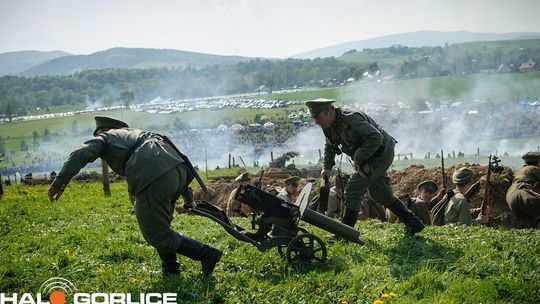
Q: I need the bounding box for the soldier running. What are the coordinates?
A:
[306,98,424,234]
[47,116,222,278]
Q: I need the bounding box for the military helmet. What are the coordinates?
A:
[93,116,129,136]
[522,151,540,163]
[235,172,251,182]
[452,167,474,184]
[417,180,438,193]
[284,176,300,187]
[305,98,336,118]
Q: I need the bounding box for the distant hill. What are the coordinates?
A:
[293,30,540,59]
[0,50,71,76]
[19,47,253,76]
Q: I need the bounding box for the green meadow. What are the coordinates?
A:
[1,182,539,303]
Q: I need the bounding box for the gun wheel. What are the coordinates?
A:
[277,227,309,257]
[286,233,327,265]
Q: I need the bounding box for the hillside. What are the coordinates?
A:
[19,47,253,76]
[1,182,539,303]
[293,30,540,59]
[0,50,71,76]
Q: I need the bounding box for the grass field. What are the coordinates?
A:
[1,182,539,303]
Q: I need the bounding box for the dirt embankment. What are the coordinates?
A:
[195,163,514,227]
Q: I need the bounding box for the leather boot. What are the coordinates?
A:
[387,198,425,234]
[157,251,180,277]
[341,208,358,228]
[176,237,222,277]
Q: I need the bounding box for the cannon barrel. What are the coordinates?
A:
[302,208,363,244]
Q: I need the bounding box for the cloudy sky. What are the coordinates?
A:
[1,0,539,58]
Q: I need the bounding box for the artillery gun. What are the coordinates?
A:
[188,183,364,265]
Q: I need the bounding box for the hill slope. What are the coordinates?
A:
[1,182,539,303]
[0,50,71,76]
[19,47,253,76]
[293,30,540,59]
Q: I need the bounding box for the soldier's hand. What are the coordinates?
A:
[47,186,63,202]
[478,206,490,225]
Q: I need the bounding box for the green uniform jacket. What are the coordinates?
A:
[323,108,396,170]
[52,128,184,195]
[444,190,473,225]
[506,165,540,199]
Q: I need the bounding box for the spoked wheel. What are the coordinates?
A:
[286,233,327,265]
[276,227,310,257]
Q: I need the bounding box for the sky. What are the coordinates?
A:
[1,0,540,58]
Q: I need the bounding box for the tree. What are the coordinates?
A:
[119,90,135,108]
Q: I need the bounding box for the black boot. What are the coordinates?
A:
[387,199,425,234]
[157,251,180,277]
[341,208,358,228]
[176,237,222,277]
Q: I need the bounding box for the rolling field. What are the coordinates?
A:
[1,182,539,303]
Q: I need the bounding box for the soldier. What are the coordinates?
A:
[306,98,424,234]
[506,152,540,228]
[226,172,252,217]
[441,167,489,225]
[326,174,348,218]
[276,176,300,203]
[47,116,222,278]
[409,180,439,225]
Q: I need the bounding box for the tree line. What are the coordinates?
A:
[0,58,374,117]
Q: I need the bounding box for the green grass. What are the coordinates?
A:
[270,71,540,104]
[1,182,539,303]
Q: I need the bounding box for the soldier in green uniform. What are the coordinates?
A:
[276,176,300,203]
[442,167,489,225]
[227,172,252,217]
[47,116,222,277]
[306,98,424,233]
[409,180,438,225]
[506,152,540,228]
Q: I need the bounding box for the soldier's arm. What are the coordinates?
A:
[323,138,335,170]
[347,115,383,163]
[51,137,106,192]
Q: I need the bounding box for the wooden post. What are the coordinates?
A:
[318,149,322,160]
[452,151,455,158]
[239,156,247,168]
[270,151,274,162]
[228,154,231,168]
[205,149,208,179]
[232,156,236,167]
[477,147,480,157]
[410,152,413,160]
[102,159,111,197]
[427,152,431,159]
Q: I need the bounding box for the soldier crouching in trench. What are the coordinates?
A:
[306,98,425,234]
[47,116,222,278]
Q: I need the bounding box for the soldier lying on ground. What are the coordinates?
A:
[226,172,252,217]
[432,167,489,226]
[506,152,540,229]
[47,116,222,278]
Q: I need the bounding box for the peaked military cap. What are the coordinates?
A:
[417,180,438,193]
[284,176,300,186]
[452,167,474,184]
[93,116,129,136]
[305,98,336,118]
[522,151,540,163]
[235,172,251,182]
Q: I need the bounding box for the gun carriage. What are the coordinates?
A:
[188,183,364,265]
